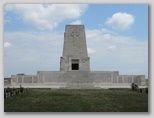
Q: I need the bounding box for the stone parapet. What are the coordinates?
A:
[10,71,146,89]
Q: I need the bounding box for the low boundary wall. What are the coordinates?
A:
[10,71,146,88]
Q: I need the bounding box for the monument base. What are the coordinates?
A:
[10,70,147,89]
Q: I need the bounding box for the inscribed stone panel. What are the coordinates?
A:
[123,77,128,83]
[128,77,132,83]
[107,73,111,82]
[118,76,122,83]
[12,77,17,82]
[113,77,117,83]
[33,77,38,83]
[23,77,32,83]
[137,77,141,84]
[133,77,137,83]
[18,77,22,83]
[113,73,117,83]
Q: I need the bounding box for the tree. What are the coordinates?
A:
[17,73,25,75]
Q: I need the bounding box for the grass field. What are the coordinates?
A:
[4,88,148,112]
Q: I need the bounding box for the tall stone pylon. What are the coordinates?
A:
[60,25,90,71]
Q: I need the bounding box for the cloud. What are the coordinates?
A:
[4,4,88,30]
[4,28,148,78]
[106,12,134,30]
[86,29,103,42]
[87,48,96,54]
[98,24,103,27]
[106,45,117,51]
[4,31,63,76]
[4,19,11,24]
[86,28,147,78]
[70,20,82,25]
[4,42,11,48]
[101,28,117,35]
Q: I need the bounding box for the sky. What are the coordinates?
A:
[4,4,148,78]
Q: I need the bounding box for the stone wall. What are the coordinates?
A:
[11,75,38,86]
[10,71,146,88]
[60,25,90,71]
[65,71,93,89]
[4,78,11,86]
[90,71,119,83]
[38,71,66,82]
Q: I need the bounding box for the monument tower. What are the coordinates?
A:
[60,25,90,71]
[10,24,146,88]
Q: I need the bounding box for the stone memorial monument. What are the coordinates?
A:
[10,25,147,88]
[60,25,90,71]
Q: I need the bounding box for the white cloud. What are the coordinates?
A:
[98,24,103,27]
[101,28,117,35]
[4,29,148,78]
[106,45,117,51]
[4,19,11,24]
[4,42,11,48]
[4,31,63,76]
[86,29,103,42]
[86,28,147,78]
[102,34,112,41]
[87,48,96,54]
[4,4,88,30]
[106,12,134,30]
[70,20,82,25]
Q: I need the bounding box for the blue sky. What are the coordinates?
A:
[4,4,148,78]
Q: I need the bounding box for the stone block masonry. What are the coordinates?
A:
[9,25,147,88]
[60,25,90,71]
[11,71,146,88]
